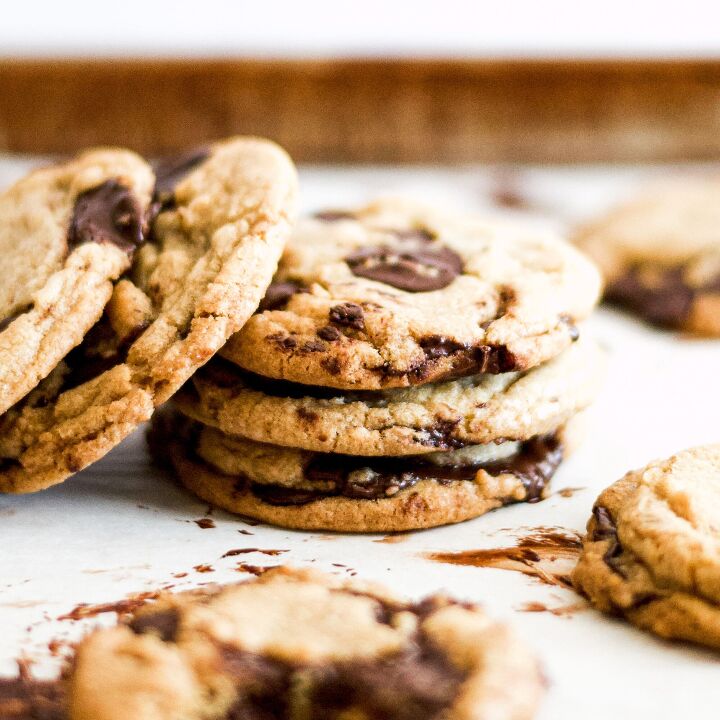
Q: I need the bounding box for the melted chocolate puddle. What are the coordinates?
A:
[250,435,562,506]
[193,517,216,529]
[221,548,289,558]
[424,527,582,589]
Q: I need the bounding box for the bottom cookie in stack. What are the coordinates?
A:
[152,410,584,532]
[153,337,604,532]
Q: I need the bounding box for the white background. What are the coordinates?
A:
[2,159,720,718]
[1,0,720,58]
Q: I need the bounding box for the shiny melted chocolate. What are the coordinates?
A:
[250,434,562,506]
[68,179,144,256]
[346,242,463,293]
[591,505,625,575]
[152,148,209,211]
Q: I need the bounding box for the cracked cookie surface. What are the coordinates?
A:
[0,148,155,416]
[177,335,604,456]
[573,444,720,650]
[574,178,720,334]
[67,567,544,720]
[0,137,297,494]
[223,199,601,390]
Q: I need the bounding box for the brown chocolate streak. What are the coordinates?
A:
[57,591,159,621]
[193,517,216,529]
[424,527,582,589]
[222,548,289,558]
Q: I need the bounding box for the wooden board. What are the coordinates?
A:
[2,58,720,162]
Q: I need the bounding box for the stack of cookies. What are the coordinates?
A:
[158,199,606,532]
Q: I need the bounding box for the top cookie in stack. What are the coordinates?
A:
[160,199,606,532]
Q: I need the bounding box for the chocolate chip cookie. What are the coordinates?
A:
[574,178,720,334]
[151,408,586,531]
[573,444,720,649]
[0,148,155,416]
[224,199,602,390]
[177,335,605,457]
[66,567,543,719]
[0,137,297,494]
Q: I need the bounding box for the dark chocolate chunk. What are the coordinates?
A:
[418,336,466,360]
[307,643,464,720]
[317,325,341,341]
[152,148,209,211]
[257,281,307,313]
[320,357,342,375]
[485,434,563,503]
[346,244,463,293]
[217,601,465,720]
[328,303,365,330]
[417,418,466,450]
[412,338,517,379]
[221,648,292,720]
[68,180,144,256]
[591,505,626,576]
[591,506,617,541]
[128,607,180,642]
[604,265,720,328]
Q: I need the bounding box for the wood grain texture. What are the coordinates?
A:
[1,58,720,162]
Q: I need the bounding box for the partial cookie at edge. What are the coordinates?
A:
[0,149,155,415]
[0,137,297,494]
[572,444,720,650]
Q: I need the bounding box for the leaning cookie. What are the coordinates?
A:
[574,178,720,334]
[0,137,297,493]
[223,199,602,390]
[151,409,587,532]
[572,444,720,650]
[65,567,544,720]
[177,334,604,457]
[0,148,155,416]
